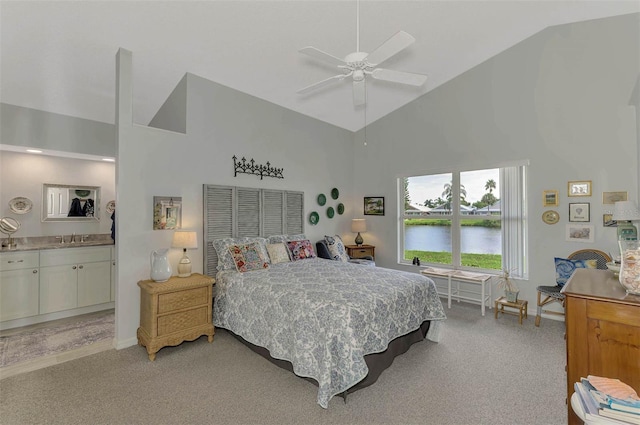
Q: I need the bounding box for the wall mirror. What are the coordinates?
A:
[42,184,100,222]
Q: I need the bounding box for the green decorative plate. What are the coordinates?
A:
[309,211,319,225]
[337,203,345,215]
[331,188,339,200]
[327,207,335,219]
[317,194,326,206]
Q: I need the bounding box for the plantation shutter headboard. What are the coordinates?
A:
[203,184,304,277]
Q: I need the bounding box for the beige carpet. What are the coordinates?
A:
[0,302,567,425]
[0,311,114,368]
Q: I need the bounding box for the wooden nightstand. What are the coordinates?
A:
[137,273,215,361]
[345,244,375,260]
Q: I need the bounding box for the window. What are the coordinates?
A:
[400,164,528,278]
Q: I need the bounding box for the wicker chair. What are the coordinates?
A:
[535,249,612,327]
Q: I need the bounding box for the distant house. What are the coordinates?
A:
[405,204,430,216]
[429,204,476,215]
[475,200,501,215]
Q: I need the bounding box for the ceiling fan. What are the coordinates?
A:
[297,1,427,106]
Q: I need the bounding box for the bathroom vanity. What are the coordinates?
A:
[0,235,115,330]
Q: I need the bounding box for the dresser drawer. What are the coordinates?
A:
[351,247,374,258]
[157,306,209,336]
[0,251,39,271]
[157,286,208,314]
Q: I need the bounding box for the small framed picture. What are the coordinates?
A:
[543,190,559,207]
[569,203,590,222]
[566,224,594,243]
[364,197,385,216]
[568,181,592,197]
[153,196,182,230]
[602,191,627,205]
[603,214,617,227]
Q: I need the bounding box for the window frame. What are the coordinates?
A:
[399,162,528,279]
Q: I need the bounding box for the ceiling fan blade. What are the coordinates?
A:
[371,68,427,87]
[353,80,366,106]
[299,46,346,66]
[365,31,415,66]
[297,74,347,94]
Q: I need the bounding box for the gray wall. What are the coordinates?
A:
[352,14,639,305]
[1,103,115,157]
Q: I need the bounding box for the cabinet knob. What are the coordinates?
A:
[33,269,38,274]
[79,265,84,269]
[72,266,77,270]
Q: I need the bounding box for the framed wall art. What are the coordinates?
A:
[153,196,182,230]
[543,190,559,207]
[568,181,591,197]
[602,191,627,205]
[603,214,617,227]
[364,197,385,216]
[566,224,594,243]
[568,203,590,222]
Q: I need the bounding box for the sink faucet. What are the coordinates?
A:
[56,235,65,244]
[80,234,89,243]
[70,233,76,243]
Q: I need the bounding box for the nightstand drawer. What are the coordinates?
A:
[158,306,209,336]
[158,286,208,314]
[351,247,374,258]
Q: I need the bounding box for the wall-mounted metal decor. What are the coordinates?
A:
[233,155,284,180]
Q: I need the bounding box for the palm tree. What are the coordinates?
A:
[403,178,410,209]
[485,179,496,194]
[442,181,467,212]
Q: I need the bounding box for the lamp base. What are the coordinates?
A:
[617,222,638,241]
[355,232,363,246]
[177,252,192,278]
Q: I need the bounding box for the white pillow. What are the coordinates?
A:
[266,243,290,264]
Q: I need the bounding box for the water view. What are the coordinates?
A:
[404,225,502,254]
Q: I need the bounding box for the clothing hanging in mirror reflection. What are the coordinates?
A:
[68,198,95,217]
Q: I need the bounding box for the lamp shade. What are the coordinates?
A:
[612,201,640,221]
[351,219,367,233]
[172,231,198,249]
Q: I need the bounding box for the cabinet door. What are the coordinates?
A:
[0,268,39,321]
[77,261,111,307]
[39,265,78,314]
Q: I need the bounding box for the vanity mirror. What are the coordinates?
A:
[42,184,100,222]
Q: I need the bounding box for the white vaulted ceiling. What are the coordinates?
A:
[1,1,638,132]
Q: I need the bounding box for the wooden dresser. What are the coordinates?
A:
[563,268,640,425]
[137,273,215,361]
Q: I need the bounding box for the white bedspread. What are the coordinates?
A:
[213,258,446,408]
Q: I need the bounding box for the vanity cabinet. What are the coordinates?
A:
[39,246,111,314]
[0,251,39,321]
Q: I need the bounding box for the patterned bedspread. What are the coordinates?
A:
[213,258,446,408]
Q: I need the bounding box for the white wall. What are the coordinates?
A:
[352,14,639,309]
[114,51,355,346]
[0,151,115,237]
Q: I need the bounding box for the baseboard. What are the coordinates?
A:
[114,336,138,350]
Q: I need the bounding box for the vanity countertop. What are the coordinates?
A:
[0,234,114,252]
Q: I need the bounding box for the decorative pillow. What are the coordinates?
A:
[286,239,316,261]
[554,257,598,287]
[228,242,269,272]
[266,243,290,264]
[324,235,349,262]
[212,237,270,271]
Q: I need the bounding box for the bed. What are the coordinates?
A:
[212,250,446,408]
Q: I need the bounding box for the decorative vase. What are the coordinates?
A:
[150,249,172,282]
[505,290,519,303]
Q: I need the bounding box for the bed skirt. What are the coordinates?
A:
[228,320,431,397]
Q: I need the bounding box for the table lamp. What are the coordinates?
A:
[612,200,640,240]
[351,219,367,246]
[172,231,198,277]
